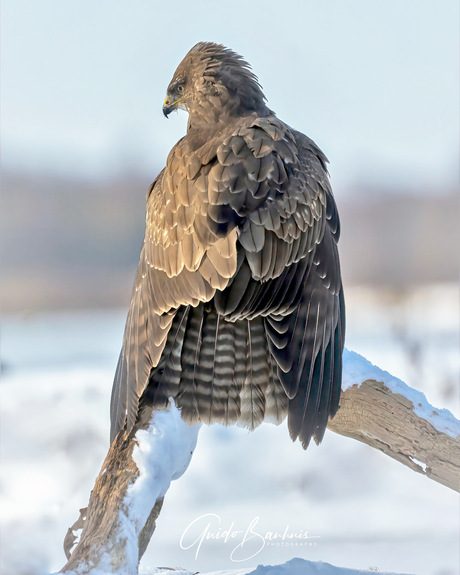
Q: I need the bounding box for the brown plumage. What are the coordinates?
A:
[110,42,345,449]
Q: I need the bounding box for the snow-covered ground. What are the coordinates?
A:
[59,558,414,575]
[138,557,413,574]
[1,285,458,575]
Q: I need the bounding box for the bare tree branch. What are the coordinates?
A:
[327,379,459,492]
[60,402,199,574]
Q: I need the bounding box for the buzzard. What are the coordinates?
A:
[110,42,345,449]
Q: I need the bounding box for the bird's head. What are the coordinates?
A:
[163,42,268,124]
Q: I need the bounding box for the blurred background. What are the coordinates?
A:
[1,1,459,574]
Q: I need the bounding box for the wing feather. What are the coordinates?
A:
[110,111,345,451]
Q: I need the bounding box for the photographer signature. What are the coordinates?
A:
[180,513,320,561]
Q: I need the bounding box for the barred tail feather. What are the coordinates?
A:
[143,303,276,431]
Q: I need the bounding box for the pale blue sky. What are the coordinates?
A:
[1,0,459,192]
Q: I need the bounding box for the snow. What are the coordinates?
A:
[137,557,411,574]
[342,348,460,438]
[119,404,200,572]
[1,285,459,575]
[408,457,427,473]
[243,557,409,574]
[58,557,411,575]
[59,402,200,575]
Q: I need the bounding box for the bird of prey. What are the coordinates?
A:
[110,42,345,449]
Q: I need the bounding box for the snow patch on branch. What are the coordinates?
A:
[342,348,460,439]
[59,403,201,575]
[124,400,201,535]
[409,456,427,472]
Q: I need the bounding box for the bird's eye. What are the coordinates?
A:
[176,84,184,94]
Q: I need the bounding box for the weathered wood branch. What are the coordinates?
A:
[60,401,199,575]
[327,379,459,492]
[60,350,460,574]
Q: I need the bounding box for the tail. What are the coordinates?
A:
[142,303,288,430]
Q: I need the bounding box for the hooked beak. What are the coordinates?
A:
[163,96,183,118]
[163,99,174,118]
